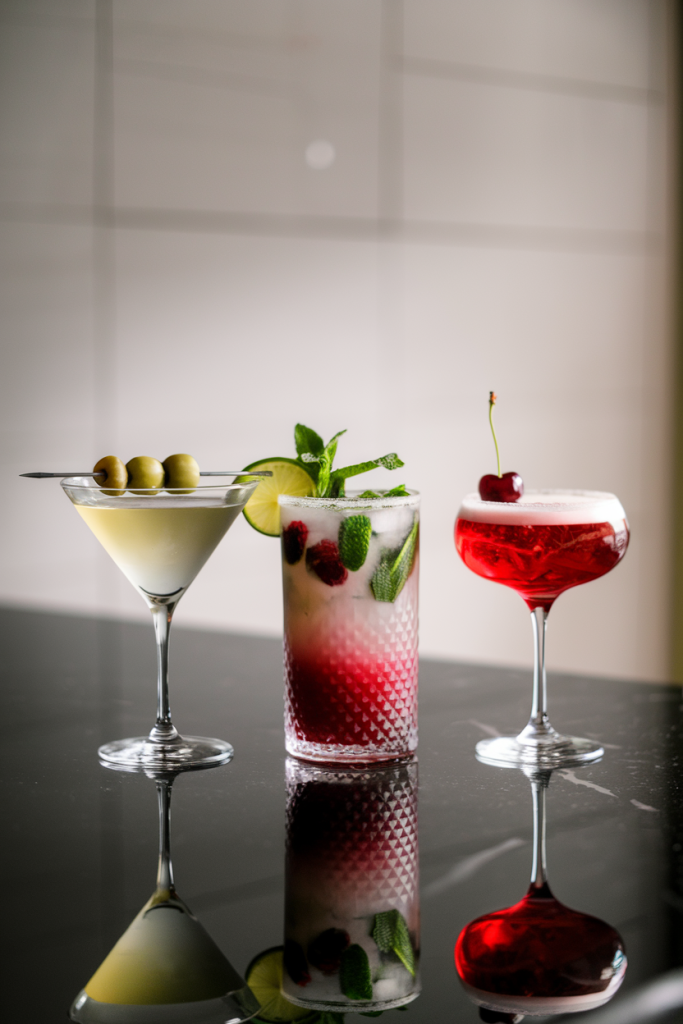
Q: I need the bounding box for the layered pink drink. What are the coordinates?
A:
[283,759,420,1014]
[279,491,419,764]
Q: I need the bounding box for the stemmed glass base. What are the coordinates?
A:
[98,734,234,771]
[476,733,603,769]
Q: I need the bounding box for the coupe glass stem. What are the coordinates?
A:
[516,606,564,748]
[529,772,549,891]
[156,777,175,893]
[149,600,180,746]
[530,606,549,729]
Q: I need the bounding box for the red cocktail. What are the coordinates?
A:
[455,491,629,767]
[455,770,627,1017]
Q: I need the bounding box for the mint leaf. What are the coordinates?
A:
[358,489,382,499]
[295,423,324,458]
[339,515,372,571]
[371,910,416,977]
[384,484,410,497]
[340,944,372,1000]
[328,453,404,499]
[370,520,419,603]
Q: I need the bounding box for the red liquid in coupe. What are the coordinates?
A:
[455,492,629,612]
[455,883,627,1015]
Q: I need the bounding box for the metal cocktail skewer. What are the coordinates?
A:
[20,470,272,478]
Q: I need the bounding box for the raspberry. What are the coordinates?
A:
[306,540,348,587]
[308,928,350,974]
[284,939,311,987]
[282,520,308,565]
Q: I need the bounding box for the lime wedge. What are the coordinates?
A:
[238,459,316,537]
[245,947,315,1023]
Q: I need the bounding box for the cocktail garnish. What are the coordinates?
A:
[371,519,419,603]
[295,423,404,498]
[338,514,372,571]
[478,392,524,502]
[372,909,416,977]
[339,944,373,1000]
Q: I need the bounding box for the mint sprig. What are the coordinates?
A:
[294,424,404,498]
[370,520,419,603]
[371,910,416,977]
[339,944,372,1000]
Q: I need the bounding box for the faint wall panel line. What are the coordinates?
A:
[0,201,660,255]
[399,54,663,106]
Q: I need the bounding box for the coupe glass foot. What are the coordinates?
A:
[98,735,234,772]
[476,734,603,769]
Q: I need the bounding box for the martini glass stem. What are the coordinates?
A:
[156,778,175,892]
[149,601,180,746]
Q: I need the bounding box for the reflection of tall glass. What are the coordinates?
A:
[283,759,420,1014]
[70,773,259,1023]
[62,478,259,770]
[279,492,419,764]
[455,769,627,1018]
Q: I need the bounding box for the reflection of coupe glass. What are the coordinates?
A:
[282,758,420,1014]
[62,477,259,770]
[455,769,627,1019]
[455,490,629,768]
[69,771,260,1023]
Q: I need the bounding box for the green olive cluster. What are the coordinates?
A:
[93,454,200,496]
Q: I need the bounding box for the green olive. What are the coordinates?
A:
[93,455,127,496]
[126,456,165,495]
[163,453,200,493]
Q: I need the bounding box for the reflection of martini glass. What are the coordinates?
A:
[70,772,260,1023]
[455,769,627,1019]
[62,478,259,770]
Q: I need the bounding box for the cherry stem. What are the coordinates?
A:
[488,391,501,478]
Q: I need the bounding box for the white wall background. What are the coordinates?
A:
[0,0,674,680]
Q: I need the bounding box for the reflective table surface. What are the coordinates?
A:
[3,607,683,1022]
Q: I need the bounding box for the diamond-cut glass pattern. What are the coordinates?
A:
[281,497,420,764]
[283,760,420,1011]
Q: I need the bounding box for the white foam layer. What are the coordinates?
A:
[457,490,627,528]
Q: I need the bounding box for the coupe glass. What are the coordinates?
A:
[279,490,419,764]
[70,770,260,1023]
[455,768,627,1018]
[62,476,259,770]
[455,490,629,768]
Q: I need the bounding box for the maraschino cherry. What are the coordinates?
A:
[478,392,524,503]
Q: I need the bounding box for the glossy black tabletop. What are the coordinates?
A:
[3,606,683,1022]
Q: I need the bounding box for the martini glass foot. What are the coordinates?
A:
[476,734,603,769]
[98,735,234,771]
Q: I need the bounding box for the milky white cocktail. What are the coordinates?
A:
[455,491,629,767]
[279,491,419,764]
[62,478,259,770]
[70,773,259,1023]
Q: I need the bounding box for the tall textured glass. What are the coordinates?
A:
[283,758,420,1015]
[279,491,420,764]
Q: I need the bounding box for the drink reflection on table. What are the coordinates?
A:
[69,771,260,1024]
[455,769,626,1021]
[282,757,421,1015]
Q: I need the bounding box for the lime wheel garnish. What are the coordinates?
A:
[238,459,316,537]
[245,946,316,1023]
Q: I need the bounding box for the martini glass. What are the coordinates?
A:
[70,771,260,1023]
[62,477,259,770]
[455,768,627,1020]
[455,490,629,768]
